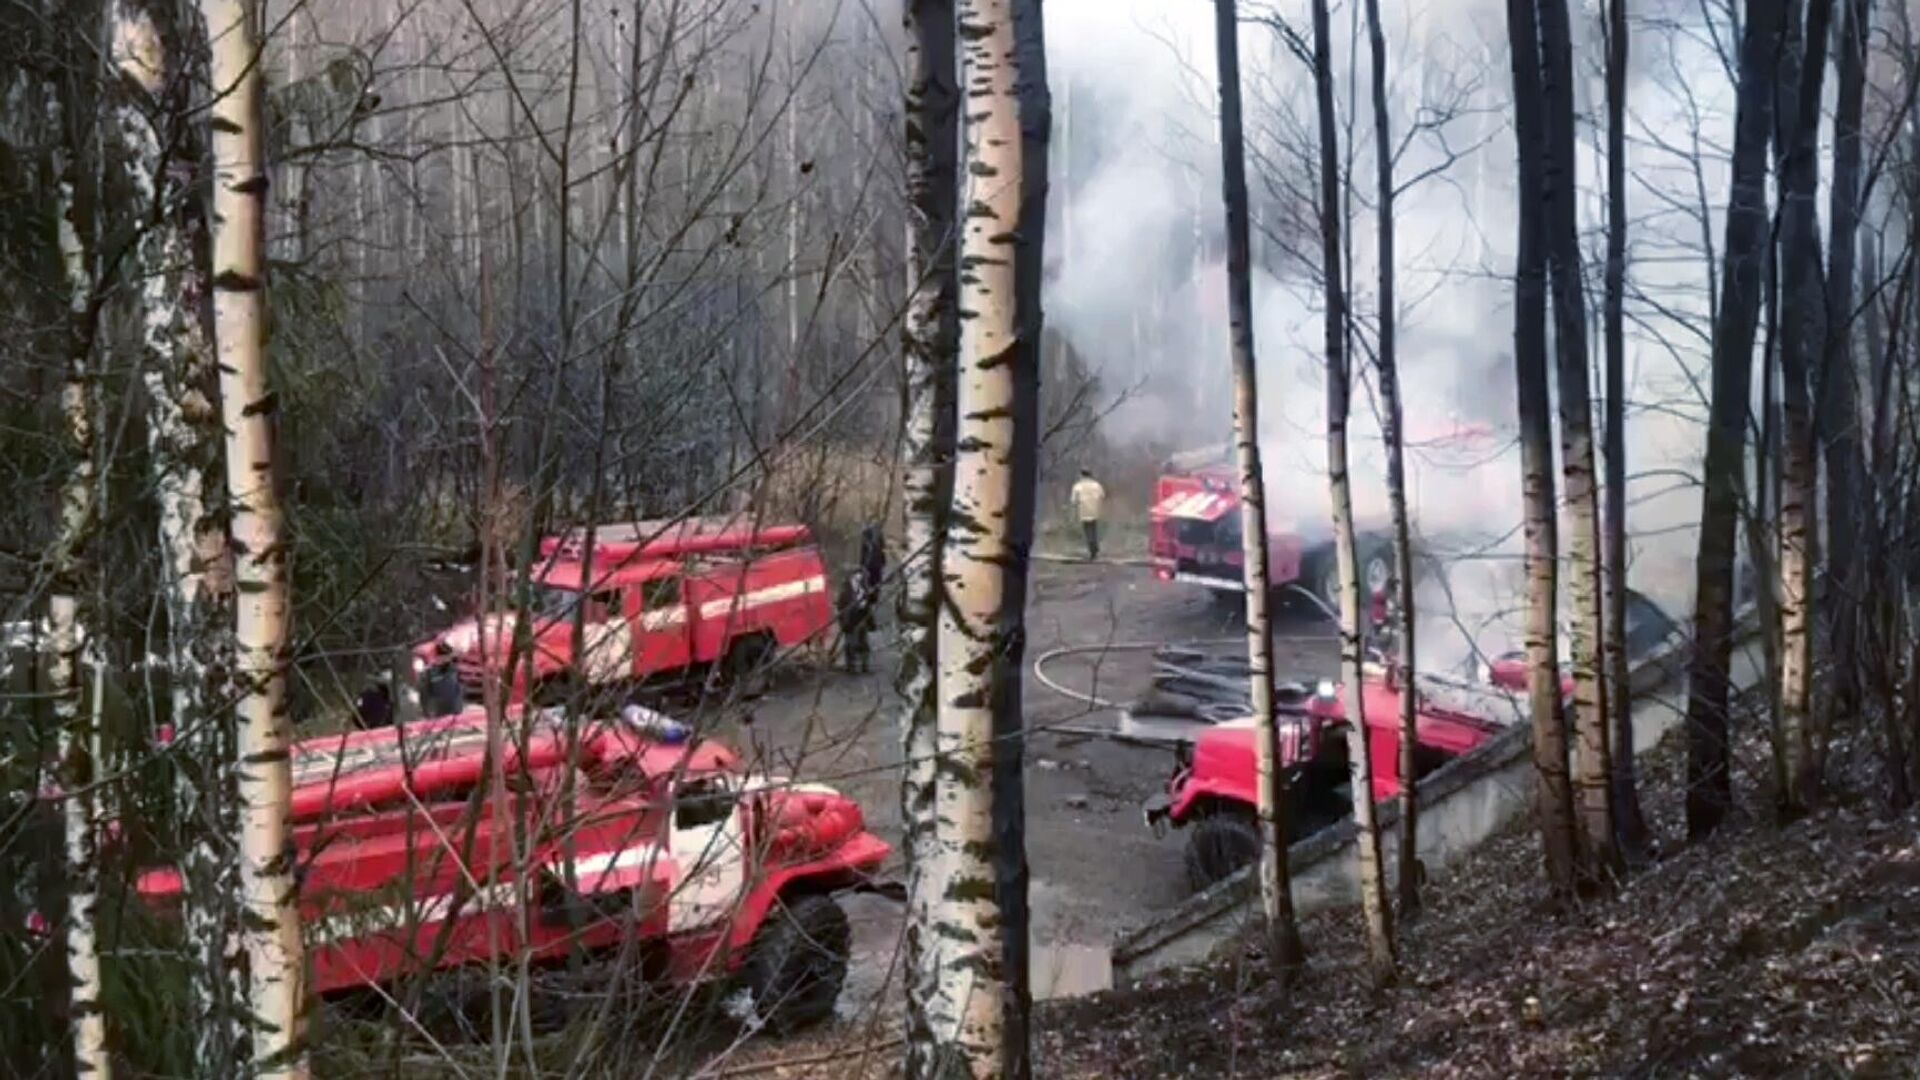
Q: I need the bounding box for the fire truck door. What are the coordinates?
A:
[634,572,692,675]
[666,776,748,933]
[581,591,633,685]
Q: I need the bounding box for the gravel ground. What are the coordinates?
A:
[737,557,1339,1023]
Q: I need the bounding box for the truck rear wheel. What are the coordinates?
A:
[742,892,850,1034]
[1184,809,1260,892]
[1313,543,1393,620]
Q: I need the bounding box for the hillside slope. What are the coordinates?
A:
[1038,735,1920,1078]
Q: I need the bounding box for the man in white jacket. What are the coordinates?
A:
[1069,468,1107,560]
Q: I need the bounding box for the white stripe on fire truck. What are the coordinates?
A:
[309,882,519,946]
[1157,491,1221,520]
[574,846,659,877]
[640,606,688,630]
[696,575,827,621]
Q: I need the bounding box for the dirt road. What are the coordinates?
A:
[739,558,1338,1016]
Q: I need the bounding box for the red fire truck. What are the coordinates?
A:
[1143,665,1526,890]
[136,704,892,1034]
[1148,443,1394,615]
[1150,419,1505,615]
[412,519,834,716]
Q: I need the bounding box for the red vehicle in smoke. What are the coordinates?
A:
[1148,443,1395,615]
[1142,586,1684,890]
[1143,665,1527,891]
[1151,421,1505,615]
[412,518,834,716]
[137,704,891,1033]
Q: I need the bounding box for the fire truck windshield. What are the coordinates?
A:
[530,585,583,620]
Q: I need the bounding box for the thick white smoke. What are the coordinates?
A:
[1045,0,1736,670]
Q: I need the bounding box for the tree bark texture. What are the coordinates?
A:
[1214,0,1305,975]
[1311,0,1395,983]
[1360,0,1424,922]
[927,0,1034,1072]
[1507,0,1579,900]
[51,68,109,1078]
[1538,0,1617,879]
[201,0,309,1068]
[900,1,959,1074]
[997,2,1048,1071]
[1819,0,1869,742]
[109,1,248,1065]
[1687,0,1786,838]
[1773,0,1832,817]
[1601,0,1648,856]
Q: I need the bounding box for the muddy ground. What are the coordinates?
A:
[733,557,1339,1019]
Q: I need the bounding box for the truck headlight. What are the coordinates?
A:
[1314,679,1336,700]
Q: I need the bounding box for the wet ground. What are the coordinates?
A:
[736,558,1339,1020]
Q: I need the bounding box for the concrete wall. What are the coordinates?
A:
[1112,624,1763,984]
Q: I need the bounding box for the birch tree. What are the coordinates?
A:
[108,0,246,1064]
[1601,0,1647,855]
[1213,0,1305,978]
[50,54,108,1075]
[1507,0,1578,899]
[1819,0,1869,746]
[1538,0,1616,877]
[1310,0,1394,983]
[927,0,1039,1071]
[1772,0,1831,816]
[201,0,308,1067]
[997,2,1048,1067]
[1687,0,1786,838]
[1358,0,1423,921]
[900,0,959,1072]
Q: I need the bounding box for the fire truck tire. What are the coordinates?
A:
[742,891,850,1034]
[1311,543,1393,618]
[1184,808,1260,892]
[722,633,775,689]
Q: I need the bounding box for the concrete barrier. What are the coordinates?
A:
[1111,620,1764,984]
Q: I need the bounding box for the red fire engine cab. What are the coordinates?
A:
[1143,664,1526,891]
[136,704,891,1034]
[1148,444,1393,616]
[413,518,834,716]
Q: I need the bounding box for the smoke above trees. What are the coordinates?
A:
[1045,0,1741,669]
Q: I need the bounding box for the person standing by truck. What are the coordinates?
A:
[1070,468,1107,560]
[859,523,885,593]
[836,572,874,673]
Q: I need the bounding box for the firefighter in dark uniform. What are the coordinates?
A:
[837,572,875,674]
[859,523,886,597]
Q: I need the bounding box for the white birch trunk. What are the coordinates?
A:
[1508,0,1579,894]
[1361,0,1424,919]
[1774,0,1832,814]
[51,122,109,1078]
[928,0,1024,1072]
[1211,0,1303,977]
[1537,0,1615,875]
[110,0,249,1066]
[201,0,309,1068]
[1310,0,1394,984]
[901,1,957,1073]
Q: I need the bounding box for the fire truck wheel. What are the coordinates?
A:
[1185,809,1260,892]
[722,633,775,690]
[742,892,850,1035]
[1313,544,1393,619]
